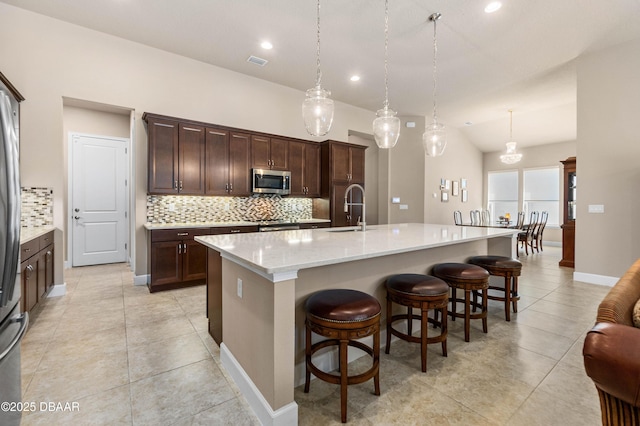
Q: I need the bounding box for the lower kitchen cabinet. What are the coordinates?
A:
[20,231,54,314]
[149,228,211,293]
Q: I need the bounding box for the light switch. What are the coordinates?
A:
[588,204,604,213]
[391,197,400,204]
[399,204,409,210]
[237,278,243,298]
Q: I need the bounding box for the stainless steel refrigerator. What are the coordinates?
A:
[0,72,28,426]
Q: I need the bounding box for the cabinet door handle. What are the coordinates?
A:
[177,244,182,255]
[174,180,178,190]
[177,232,189,236]
[47,250,52,258]
[230,229,241,233]
[182,243,187,253]
[179,181,183,191]
[229,183,233,192]
[182,127,202,132]
[24,248,30,253]
[225,183,229,191]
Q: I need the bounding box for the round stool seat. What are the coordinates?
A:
[386,273,449,297]
[306,289,381,323]
[385,274,449,372]
[468,255,522,322]
[432,263,489,285]
[468,255,522,274]
[432,263,489,342]
[304,289,381,423]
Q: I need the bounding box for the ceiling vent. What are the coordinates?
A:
[247,56,268,67]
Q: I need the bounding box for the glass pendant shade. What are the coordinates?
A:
[500,142,522,164]
[423,121,447,157]
[373,107,401,148]
[302,86,334,136]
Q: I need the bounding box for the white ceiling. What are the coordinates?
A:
[4,0,640,152]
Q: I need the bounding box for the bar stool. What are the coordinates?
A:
[432,263,489,342]
[385,274,449,372]
[468,255,522,321]
[304,289,381,423]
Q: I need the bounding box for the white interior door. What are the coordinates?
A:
[71,133,128,266]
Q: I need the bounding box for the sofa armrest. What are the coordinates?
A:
[584,322,640,406]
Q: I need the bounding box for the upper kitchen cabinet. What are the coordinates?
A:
[323,141,366,184]
[205,128,252,196]
[251,135,288,170]
[289,140,321,197]
[144,113,205,195]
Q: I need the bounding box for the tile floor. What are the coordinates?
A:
[21,246,609,425]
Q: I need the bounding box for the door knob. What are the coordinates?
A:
[74,208,80,212]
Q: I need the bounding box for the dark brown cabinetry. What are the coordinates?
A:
[316,141,367,227]
[204,129,252,196]
[289,141,321,197]
[145,114,206,195]
[559,157,576,268]
[20,231,54,314]
[251,136,288,170]
[149,228,211,292]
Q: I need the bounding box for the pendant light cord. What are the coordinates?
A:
[509,109,513,140]
[430,13,441,123]
[315,0,322,87]
[383,0,390,109]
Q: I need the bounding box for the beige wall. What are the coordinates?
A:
[576,38,640,277]
[424,127,484,225]
[0,3,375,276]
[483,140,577,243]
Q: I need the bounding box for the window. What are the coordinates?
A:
[523,167,560,227]
[487,171,518,222]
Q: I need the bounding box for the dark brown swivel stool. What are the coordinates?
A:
[432,263,489,342]
[468,255,522,321]
[304,289,381,423]
[385,274,449,372]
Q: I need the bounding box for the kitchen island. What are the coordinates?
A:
[195,223,518,425]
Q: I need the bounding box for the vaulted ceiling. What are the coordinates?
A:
[3,0,640,152]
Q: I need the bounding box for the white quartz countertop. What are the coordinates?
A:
[144,218,330,230]
[20,226,56,244]
[195,223,518,279]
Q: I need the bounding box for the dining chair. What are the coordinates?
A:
[454,210,463,225]
[516,211,538,256]
[481,210,490,226]
[533,211,548,252]
[470,210,481,225]
[514,212,525,229]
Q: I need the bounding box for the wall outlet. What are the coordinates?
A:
[237,278,243,298]
[399,204,409,210]
[391,197,400,204]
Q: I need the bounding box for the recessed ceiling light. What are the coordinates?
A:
[484,2,502,13]
[261,41,273,50]
[350,75,360,82]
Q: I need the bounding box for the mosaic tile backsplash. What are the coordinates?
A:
[21,187,54,228]
[147,194,313,224]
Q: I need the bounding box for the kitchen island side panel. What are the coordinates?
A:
[221,259,296,411]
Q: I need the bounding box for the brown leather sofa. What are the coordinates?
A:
[583,259,640,425]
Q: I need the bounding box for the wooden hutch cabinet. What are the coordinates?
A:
[559,156,576,267]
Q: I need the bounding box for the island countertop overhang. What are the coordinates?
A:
[195,223,518,281]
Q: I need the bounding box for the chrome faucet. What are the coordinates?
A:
[344,183,366,231]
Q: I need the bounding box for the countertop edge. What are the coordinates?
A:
[20,226,56,245]
[144,218,331,230]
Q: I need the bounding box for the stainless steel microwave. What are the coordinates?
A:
[252,169,291,195]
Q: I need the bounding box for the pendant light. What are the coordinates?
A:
[423,13,447,157]
[372,0,400,149]
[500,110,523,164]
[302,0,334,137]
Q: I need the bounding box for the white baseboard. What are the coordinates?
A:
[133,274,149,286]
[220,343,298,426]
[47,283,67,298]
[573,271,619,287]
